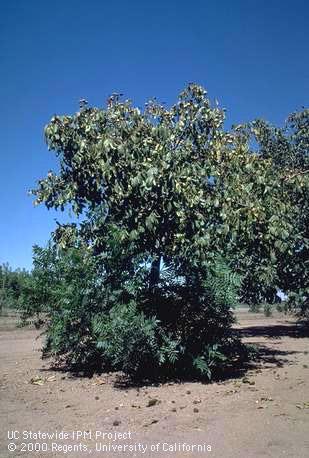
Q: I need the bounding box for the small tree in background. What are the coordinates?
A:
[0,263,29,313]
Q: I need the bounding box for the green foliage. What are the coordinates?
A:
[32,84,286,279]
[235,110,308,314]
[193,345,227,380]
[248,303,262,313]
[19,244,107,367]
[20,243,244,379]
[90,258,242,379]
[285,289,309,319]
[0,263,29,313]
[18,244,58,323]
[92,303,179,377]
[21,84,308,381]
[263,303,273,317]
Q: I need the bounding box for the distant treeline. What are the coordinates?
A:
[0,263,29,311]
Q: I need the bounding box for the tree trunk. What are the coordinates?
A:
[149,256,161,290]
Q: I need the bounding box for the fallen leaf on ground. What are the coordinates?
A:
[296,402,309,409]
[92,379,106,385]
[242,378,255,385]
[144,419,158,427]
[30,376,44,386]
[147,398,160,407]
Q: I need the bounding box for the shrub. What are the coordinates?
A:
[248,303,262,313]
[20,245,246,380]
[92,303,179,378]
[263,303,273,317]
[286,288,309,320]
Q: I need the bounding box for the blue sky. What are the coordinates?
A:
[0,0,308,270]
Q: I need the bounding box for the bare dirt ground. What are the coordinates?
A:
[0,310,308,458]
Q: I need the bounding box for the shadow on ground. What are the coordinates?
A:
[40,318,309,388]
[238,321,309,339]
[114,320,309,388]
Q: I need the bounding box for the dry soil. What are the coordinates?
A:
[0,310,308,458]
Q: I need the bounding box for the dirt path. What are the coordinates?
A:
[1,311,308,458]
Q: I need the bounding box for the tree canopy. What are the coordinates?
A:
[237,110,308,310]
[33,85,308,307]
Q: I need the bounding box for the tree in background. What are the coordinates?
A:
[236,110,308,315]
[0,263,29,312]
